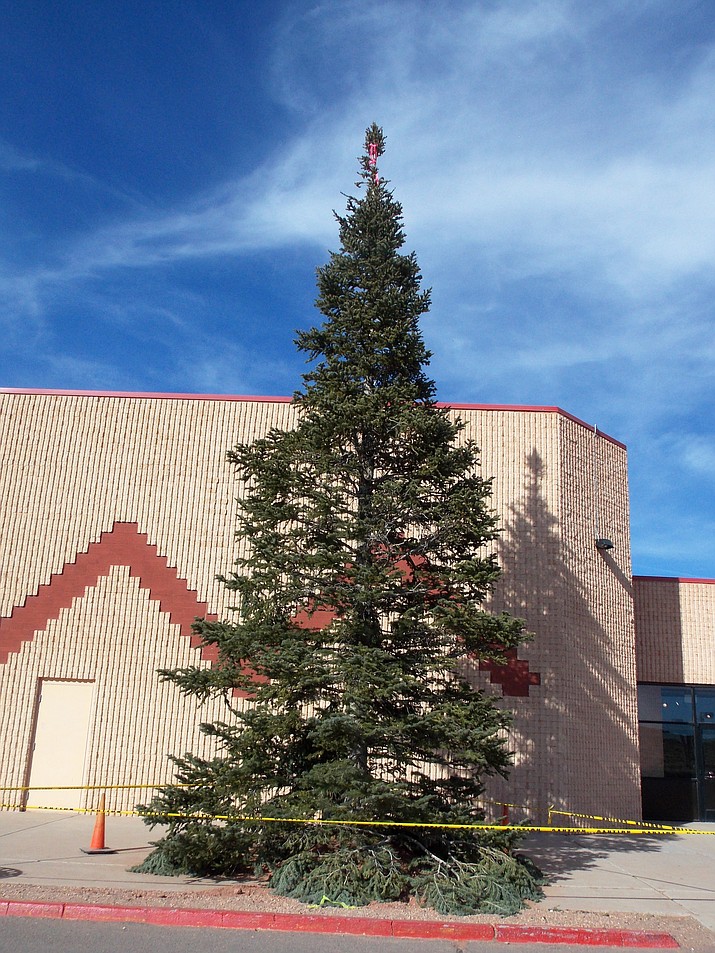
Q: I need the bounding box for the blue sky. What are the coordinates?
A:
[1,0,714,578]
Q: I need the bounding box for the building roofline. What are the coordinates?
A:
[0,387,626,449]
[633,575,715,585]
[0,387,294,404]
[441,402,625,447]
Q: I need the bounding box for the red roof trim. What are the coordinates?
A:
[0,387,292,404]
[633,575,715,585]
[0,388,625,448]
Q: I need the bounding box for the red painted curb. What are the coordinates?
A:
[495,924,680,948]
[5,901,65,919]
[62,902,147,923]
[143,907,226,929]
[219,911,277,931]
[272,913,392,936]
[393,920,495,940]
[0,899,680,946]
[614,933,681,950]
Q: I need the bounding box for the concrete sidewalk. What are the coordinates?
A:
[0,811,713,935]
[525,826,715,935]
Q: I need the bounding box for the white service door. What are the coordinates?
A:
[26,680,94,810]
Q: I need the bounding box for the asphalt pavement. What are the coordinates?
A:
[0,917,661,953]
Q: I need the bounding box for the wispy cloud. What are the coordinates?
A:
[1,0,714,571]
[6,2,713,296]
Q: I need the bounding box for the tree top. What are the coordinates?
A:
[361,122,386,187]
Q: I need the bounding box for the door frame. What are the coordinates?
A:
[23,678,95,811]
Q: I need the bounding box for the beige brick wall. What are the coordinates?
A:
[0,391,641,821]
[0,392,288,811]
[458,410,640,821]
[634,577,715,685]
[0,568,228,811]
[553,418,640,820]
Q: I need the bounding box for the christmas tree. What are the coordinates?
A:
[136,124,541,915]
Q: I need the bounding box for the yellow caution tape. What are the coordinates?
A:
[548,808,678,832]
[2,803,714,834]
[3,787,709,835]
[0,783,194,792]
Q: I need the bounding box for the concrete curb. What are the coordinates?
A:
[0,899,680,947]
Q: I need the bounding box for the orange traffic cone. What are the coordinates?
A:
[80,793,116,854]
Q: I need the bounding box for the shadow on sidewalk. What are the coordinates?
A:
[520,831,676,882]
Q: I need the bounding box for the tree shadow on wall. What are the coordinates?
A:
[473,450,668,876]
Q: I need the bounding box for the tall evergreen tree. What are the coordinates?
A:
[137,125,541,914]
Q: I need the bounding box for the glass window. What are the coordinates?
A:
[638,685,693,723]
[701,727,715,781]
[695,689,715,725]
[639,724,695,778]
[639,724,665,777]
[638,682,715,822]
[663,725,696,777]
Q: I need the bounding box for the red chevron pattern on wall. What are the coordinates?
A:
[0,522,218,665]
[0,521,541,697]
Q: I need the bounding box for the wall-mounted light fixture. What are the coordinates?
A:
[595,538,614,551]
[591,426,614,555]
